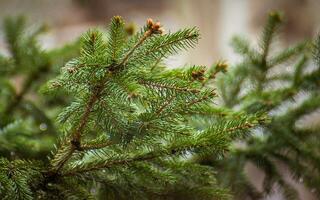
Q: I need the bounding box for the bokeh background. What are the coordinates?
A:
[0,0,319,199]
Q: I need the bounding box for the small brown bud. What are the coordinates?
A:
[216,61,228,72]
[269,11,282,23]
[125,23,135,36]
[51,82,61,88]
[128,92,138,99]
[114,16,123,24]
[211,90,216,96]
[209,74,216,79]
[191,68,206,81]
[152,22,161,30]
[191,71,198,78]
[67,67,76,74]
[146,18,154,28]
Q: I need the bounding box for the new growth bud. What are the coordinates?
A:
[269,11,282,23]
[209,61,228,79]
[216,61,228,73]
[192,69,206,82]
[146,18,163,34]
[114,16,123,24]
[146,18,154,28]
[67,67,76,74]
[153,22,161,30]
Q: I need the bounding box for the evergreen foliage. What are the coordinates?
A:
[202,12,320,199]
[0,16,262,199]
[0,16,79,160]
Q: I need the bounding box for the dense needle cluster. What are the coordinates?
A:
[0,16,262,199]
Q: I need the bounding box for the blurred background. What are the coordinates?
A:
[1,0,320,66]
[0,0,319,199]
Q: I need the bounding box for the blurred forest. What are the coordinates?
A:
[0,0,319,66]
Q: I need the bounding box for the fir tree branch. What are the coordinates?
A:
[62,119,257,177]
[49,143,74,174]
[107,16,126,63]
[269,42,308,67]
[201,61,228,88]
[50,87,101,173]
[260,11,282,61]
[49,19,164,174]
[118,19,162,67]
[4,64,48,115]
[144,28,199,56]
[4,75,31,115]
[150,56,162,71]
[71,91,99,147]
[186,90,216,107]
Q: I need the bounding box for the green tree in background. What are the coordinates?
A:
[0,16,79,160]
[201,12,320,200]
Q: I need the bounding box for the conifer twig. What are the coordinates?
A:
[62,121,256,177]
[150,56,162,71]
[186,90,216,107]
[49,18,164,175]
[71,91,99,147]
[4,66,47,115]
[119,19,163,67]
[50,87,101,174]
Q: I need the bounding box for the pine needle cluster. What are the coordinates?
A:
[0,16,262,199]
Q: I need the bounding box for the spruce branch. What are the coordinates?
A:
[186,90,216,107]
[0,15,267,199]
[1,16,51,116]
[201,61,228,88]
[107,16,126,63]
[62,117,259,177]
[3,65,48,115]
[118,18,163,67]
[260,11,282,61]
[3,74,32,115]
[269,41,308,67]
[71,90,99,147]
[50,82,102,173]
[231,36,258,62]
[144,27,199,57]
[214,11,320,199]
[49,18,166,175]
